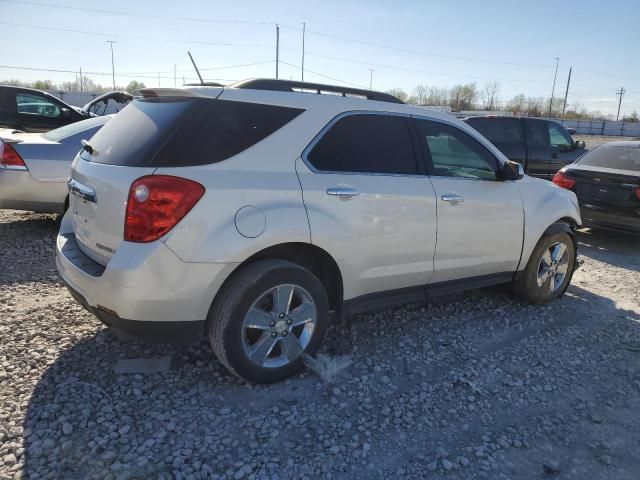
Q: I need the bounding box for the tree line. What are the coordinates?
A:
[1,77,146,95]
[387,83,639,122]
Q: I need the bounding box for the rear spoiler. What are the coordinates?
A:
[138,87,223,100]
[0,132,24,144]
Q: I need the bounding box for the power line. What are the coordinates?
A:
[0,21,276,49]
[0,0,279,25]
[281,25,555,68]
[278,60,368,89]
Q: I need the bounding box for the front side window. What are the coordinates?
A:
[415,119,498,180]
[16,93,61,118]
[548,123,572,149]
[306,114,417,175]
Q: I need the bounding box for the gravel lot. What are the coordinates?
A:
[1,171,639,479]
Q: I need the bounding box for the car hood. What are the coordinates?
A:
[81,91,133,114]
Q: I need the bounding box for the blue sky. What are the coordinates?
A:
[1,0,638,115]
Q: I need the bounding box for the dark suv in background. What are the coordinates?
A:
[464,116,587,179]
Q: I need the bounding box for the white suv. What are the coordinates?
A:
[56,79,581,383]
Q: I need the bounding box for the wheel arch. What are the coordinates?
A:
[212,242,344,314]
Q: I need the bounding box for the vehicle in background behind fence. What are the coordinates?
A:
[464,116,587,179]
[0,115,112,213]
[0,86,131,132]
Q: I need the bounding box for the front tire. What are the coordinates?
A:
[208,259,329,384]
[513,226,576,304]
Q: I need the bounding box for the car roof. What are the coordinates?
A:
[140,79,457,123]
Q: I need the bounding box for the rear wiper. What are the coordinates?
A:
[80,139,96,155]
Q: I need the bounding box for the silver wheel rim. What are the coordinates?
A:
[241,284,317,369]
[536,241,570,293]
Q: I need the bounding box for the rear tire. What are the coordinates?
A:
[513,226,576,304]
[208,259,329,384]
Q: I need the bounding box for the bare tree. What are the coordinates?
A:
[505,94,526,114]
[386,88,409,103]
[480,82,500,110]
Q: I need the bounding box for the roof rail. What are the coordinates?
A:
[229,78,404,104]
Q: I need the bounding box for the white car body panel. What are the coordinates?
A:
[56,84,582,332]
[296,158,438,300]
[428,176,524,283]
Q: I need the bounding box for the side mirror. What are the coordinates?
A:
[573,140,586,149]
[61,108,72,119]
[499,160,525,180]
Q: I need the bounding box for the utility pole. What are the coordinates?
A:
[106,40,116,91]
[275,24,280,79]
[562,66,572,118]
[158,72,160,87]
[548,57,559,117]
[369,68,374,90]
[174,64,177,86]
[79,66,82,92]
[301,22,306,82]
[615,86,626,122]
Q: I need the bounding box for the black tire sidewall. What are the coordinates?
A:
[212,263,329,384]
[522,231,576,304]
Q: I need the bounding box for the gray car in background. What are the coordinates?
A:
[0,115,111,213]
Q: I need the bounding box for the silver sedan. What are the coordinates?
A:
[0,115,111,213]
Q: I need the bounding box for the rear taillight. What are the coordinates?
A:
[124,175,205,243]
[552,169,576,190]
[0,142,27,170]
[634,186,640,201]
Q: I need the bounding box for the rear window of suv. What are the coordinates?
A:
[86,97,303,167]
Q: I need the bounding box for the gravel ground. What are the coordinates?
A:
[1,207,639,479]
[573,134,639,150]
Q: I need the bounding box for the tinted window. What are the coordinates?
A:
[87,98,302,167]
[525,120,550,147]
[155,99,303,167]
[415,119,498,180]
[548,122,572,148]
[578,145,640,171]
[85,98,192,166]
[466,117,523,143]
[307,114,417,174]
[43,115,110,141]
[16,93,61,118]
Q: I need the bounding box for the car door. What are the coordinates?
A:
[523,119,553,178]
[0,88,19,129]
[296,112,438,301]
[15,92,70,132]
[412,117,524,284]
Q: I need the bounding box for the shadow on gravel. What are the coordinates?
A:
[20,282,640,480]
[0,211,60,287]
[577,228,640,272]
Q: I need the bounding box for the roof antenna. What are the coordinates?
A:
[188,51,204,85]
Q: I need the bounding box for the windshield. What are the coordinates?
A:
[578,144,640,171]
[43,115,111,141]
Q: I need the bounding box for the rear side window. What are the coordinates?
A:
[86,98,303,167]
[525,120,550,148]
[466,118,523,143]
[578,145,640,171]
[306,114,418,175]
[154,99,303,167]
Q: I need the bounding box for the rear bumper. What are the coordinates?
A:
[56,213,238,343]
[0,168,66,213]
[580,204,640,234]
[61,277,205,343]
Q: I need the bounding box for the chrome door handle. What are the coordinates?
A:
[441,193,464,205]
[326,187,359,198]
